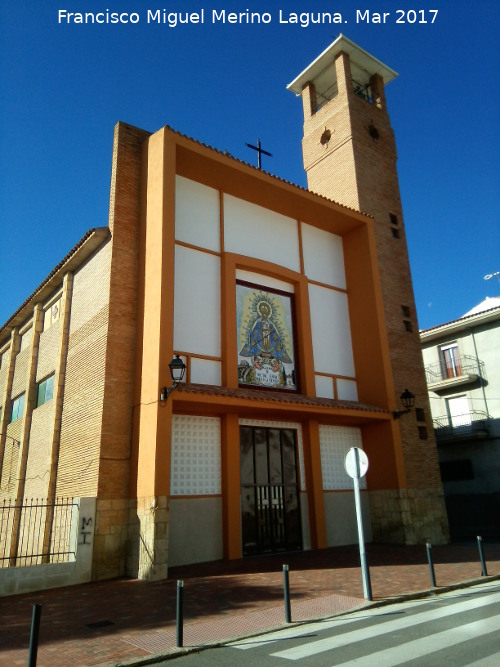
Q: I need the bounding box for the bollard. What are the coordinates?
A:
[477,536,488,577]
[283,564,292,623]
[176,580,184,648]
[28,604,42,667]
[426,543,437,588]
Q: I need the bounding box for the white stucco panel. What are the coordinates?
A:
[174,245,221,357]
[315,374,335,399]
[308,284,355,377]
[175,176,220,252]
[223,194,300,272]
[190,358,221,386]
[301,223,346,289]
[337,378,358,402]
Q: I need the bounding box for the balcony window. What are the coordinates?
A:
[440,459,474,482]
[441,343,461,378]
[447,395,471,430]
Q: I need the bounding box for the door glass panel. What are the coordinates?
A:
[284,486,301,545]
[254,434,268,485]
[240,427,254,485]
[241,487,257,554]
[281,430,297,484]
[268,429,282,484]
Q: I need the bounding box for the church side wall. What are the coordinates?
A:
[56,242,112,499]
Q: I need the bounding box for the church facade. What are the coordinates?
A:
[0,36,448,583]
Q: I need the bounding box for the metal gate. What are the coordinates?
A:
[240,426,302,556]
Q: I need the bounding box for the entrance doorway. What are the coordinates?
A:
[240,426,302,556]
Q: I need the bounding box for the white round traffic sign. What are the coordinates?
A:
[344,447,369,479]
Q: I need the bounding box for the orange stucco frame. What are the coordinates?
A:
[131,126,408,560]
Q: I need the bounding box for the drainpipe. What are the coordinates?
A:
[470,329,489,418]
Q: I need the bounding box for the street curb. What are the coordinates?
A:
[103,574,500,666]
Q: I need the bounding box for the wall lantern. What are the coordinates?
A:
[393,388,415,420]
[160,355,186,402]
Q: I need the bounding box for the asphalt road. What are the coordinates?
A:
[151,580,500,666]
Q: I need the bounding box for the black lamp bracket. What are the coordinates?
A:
[393,389,415,420]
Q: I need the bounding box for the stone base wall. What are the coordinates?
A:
[369,489,449,545]
[92,498,129,580]
[126,496,169,581]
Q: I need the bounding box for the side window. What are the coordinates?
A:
[11,394,25,422]
[36,375,55,408]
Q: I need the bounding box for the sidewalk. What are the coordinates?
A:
[1,542,499,667]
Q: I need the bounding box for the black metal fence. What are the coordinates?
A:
[0,497,77,567]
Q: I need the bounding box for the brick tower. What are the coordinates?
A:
[288,35,449,544]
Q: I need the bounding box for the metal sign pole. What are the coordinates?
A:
[345,447,372,601]
[353,451,372,601]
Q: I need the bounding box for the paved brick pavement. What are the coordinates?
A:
[1,542,499,667]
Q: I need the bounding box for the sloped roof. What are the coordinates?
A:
[462,296,500,317]
[420,296,500,340]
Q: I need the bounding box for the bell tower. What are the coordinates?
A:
[288,35,449,544]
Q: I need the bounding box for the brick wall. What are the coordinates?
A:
[92,122,150,580]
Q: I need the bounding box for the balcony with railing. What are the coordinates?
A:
[433,410,490,442]
[424,354,484,391]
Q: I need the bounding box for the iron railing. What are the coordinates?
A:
[424,354,485,385]
[0,497,77,567]
[316,81,339,110]
[314,79,372,111]
[433,410,490,441]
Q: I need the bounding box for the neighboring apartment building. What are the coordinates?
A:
[0,36,449,585]
[421,297,500,540]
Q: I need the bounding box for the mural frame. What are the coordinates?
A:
[236,280,299,392]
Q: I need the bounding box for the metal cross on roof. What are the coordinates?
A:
[245,139,272,170]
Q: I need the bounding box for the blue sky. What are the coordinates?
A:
[1,0,499,331]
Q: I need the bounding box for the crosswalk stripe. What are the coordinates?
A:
[329,616,500,667]
[462,653,500,667]
[229,617,360,650]
[230,595,446,650]
[271,591,500,660]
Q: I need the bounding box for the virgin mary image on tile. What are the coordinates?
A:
[237,281,297,390]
